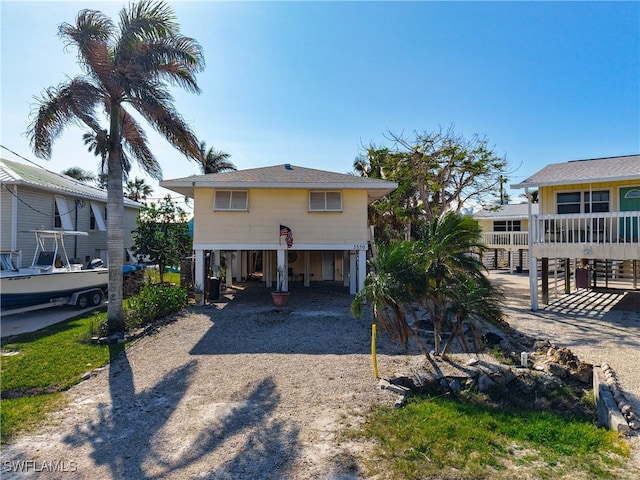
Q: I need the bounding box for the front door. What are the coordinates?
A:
[620,187,640,241]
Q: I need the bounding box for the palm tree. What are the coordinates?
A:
[125,177,153,203]
[415,212,488,355]
[61,166,96,183]
[198,142,235,174]
[351,240,431,376]
[28,0,204,334]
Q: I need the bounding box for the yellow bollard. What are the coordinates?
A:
[371,323,379,378]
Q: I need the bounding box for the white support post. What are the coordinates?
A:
[277,249,287,291]
[213,250,221,278]
[304,251,310,287]
[343,251,349,287]
[529,255,538,311]
[357,250,366,294]
[195,249,205,305]
[226,251,233,288]
[349,251,357,294]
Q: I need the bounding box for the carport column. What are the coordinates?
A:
[195,249,205,305]
[349,251,357,294]
[343,251,349,287]
[226,251,233,288]
[529,254,538,311]
[212,250,221,278]
[304,251,310,287]
[277,249,288,291]
[357,249,366,293]
[264,250,272,288]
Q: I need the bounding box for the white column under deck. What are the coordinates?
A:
[226,251,233,288]
[212,250,221,278]
[357,250,366,293]
[276,249,288,291]
[343,251,349,287]
[304,251,310,287]
[529,255,538,311]
[195,249,205,305]
[349,252,357,294]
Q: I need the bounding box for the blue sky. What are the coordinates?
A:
[2,1,639,204]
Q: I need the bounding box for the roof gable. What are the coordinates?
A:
[160,164,398,202]
[511,154,640,189]
[1,158,140,207]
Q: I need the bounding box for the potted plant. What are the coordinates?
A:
[271,266,289,307]
[193,284,204,304]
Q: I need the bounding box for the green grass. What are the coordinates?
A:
[1,313,123,444]
[144,268,180,285]
[353,395,631,479]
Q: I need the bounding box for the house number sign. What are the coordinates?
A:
[352,244,368,250]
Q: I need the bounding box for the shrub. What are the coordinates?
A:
[125,283,187,329]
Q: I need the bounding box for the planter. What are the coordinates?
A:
[194,293,204,304]
[271,291,290,307]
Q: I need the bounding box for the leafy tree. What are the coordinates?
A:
[355,126,508,243]
[125,177,153,203]
[133,195,192,285]
[61,166,96,183]
[198,142,236,174]
[28,0,204,334]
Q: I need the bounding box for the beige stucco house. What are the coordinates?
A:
[473,203,538,272]
[160,164,398,296]
[512,154,640,310]
[0,158,140,269]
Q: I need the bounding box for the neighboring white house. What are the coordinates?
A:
[473,203,538,272]
[160,164,398,295]
[0,158,141,269]
[512,154,640,310]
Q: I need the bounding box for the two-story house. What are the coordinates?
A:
[512,154,640,310]
[473,203,538,273]
[0,158,141,269]
[160,164,397,295]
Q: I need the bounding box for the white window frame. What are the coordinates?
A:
[556,190,610,214]
[309,191,342,212]
[213,190,248,211]
[90,202,107,231]
[54,196,73,230]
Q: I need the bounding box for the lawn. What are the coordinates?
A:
[351,394,631,479]
[1,312,123,444]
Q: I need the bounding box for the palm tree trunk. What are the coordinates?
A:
[107,102,126,334]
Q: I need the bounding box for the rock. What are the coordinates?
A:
[571,363,593,384]
[629,420,640,431]
[620,404,634,415]
[478,374,495,393]
[466,358,479,366]
[449,379,461,393]
[394,394,408,409]
[483,332,503,345]
[547,362,568,378]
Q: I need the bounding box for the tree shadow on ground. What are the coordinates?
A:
[63,345,299,479]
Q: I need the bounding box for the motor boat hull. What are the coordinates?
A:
[1,269,109,310]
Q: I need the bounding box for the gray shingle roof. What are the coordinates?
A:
[160,164,398,201]
[1,158,140,207]
[473,203,538,219]
[511,154,640,189]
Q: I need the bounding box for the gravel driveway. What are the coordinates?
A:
[2,275,639,479]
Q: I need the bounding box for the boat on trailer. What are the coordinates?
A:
[0,230,109,314]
